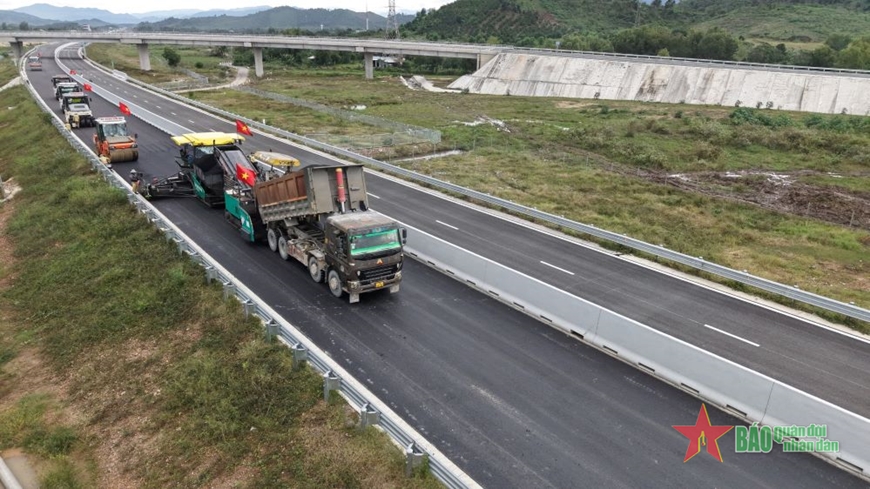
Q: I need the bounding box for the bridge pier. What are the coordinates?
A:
[364,52,373,80]
[477,53,495,70]
[9,42,22,64]
[137,43,151,71]
[253,47,264,77]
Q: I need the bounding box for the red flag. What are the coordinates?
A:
[235,119,253,136]
[119,102,131,116]
[236,164,256,187]
[83,83,92,92]
[69,69,76,75]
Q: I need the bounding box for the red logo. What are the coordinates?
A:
[673,404,733,462]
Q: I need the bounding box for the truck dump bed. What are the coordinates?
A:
[255,164,367,223]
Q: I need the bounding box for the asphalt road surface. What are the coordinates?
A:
[21,45,869,488]
[53,44,870,418]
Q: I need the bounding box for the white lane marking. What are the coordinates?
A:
[703,324,760,347]
[367,192,381,199]
[189,120,196,124]
[436,220,458,231]
[170,112,176,116]
[133,94,138,98]
[155,105,161,109]
[540,261,575,276]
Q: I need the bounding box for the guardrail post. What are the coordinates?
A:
[405,441,426,477]
[0,175,5,200]
[264,319,278,342]
[358,402,380,429]
[291,343,308,370]
[323,370,340,402]
[204,266,217,284]
[222,281,234,300]
[242,300,255,318]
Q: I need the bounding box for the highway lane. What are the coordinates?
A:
[27,52,870,489]
[53,47,870,418]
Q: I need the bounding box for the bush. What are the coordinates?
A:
[729,107,793,128]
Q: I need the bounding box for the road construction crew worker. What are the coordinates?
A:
[130,169,141,194]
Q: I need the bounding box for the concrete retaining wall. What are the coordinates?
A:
[449,53,870,115]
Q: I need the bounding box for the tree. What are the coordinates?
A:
[746,43,786,64]
[825,33,852,52]
[694,28,739,60]
[836,37,870,70]
[19,21,29,31]
[162,47,181,67]
[807,45,836,67]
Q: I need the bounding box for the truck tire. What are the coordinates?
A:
[308,257,323,283]
[327,270,343,298]
[277,235,290,261]
[267,228,278,252]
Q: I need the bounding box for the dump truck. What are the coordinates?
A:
[250,163,406,302]
[60,92,95,128]
[93,117,138,162]
[56,82,81,102]
[143,136,405,302]
[27,56,42,71]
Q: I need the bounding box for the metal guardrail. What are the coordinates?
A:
[40,47,479,489]
[81,55,870,324]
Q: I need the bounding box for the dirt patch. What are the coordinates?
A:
[646,169,870,232]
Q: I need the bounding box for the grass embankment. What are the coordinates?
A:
[0,85,439,488]
[0,49,19,86]
[85,44,870,330]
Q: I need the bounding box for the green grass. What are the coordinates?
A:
[0,49,18,86]
[85,44,233,85]
[0,85,441,487]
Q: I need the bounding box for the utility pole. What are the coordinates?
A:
[386,0,399,40]
[366,0,369,31]
[634,0,642,27]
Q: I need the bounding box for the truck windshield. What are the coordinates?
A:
[350,229,401,257]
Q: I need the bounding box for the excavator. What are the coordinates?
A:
[93,117,138,163]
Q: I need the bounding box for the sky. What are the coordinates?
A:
[0,1,455,16]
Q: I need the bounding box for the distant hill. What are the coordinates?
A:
[138,6,415,32]
[0,9,56,26]
[681,2,870,41]
[12,3,140,24]
[403,0,639,42]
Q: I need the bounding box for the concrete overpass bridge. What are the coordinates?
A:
[0,31,502,78]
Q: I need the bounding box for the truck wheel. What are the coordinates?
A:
[309,257,324,283]
[277,235,290,261]
[267,228,278,252]
[327,270,343,298]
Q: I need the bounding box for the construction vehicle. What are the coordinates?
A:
[143,135,405,302]
[60,92,95,128]
[56,82,81,101]
[93,117,138,162]
[51,74,73,87]
[27,56,42,71]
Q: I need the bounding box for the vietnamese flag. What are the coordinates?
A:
[69,69,76,75]
[83,83,92,92]
[236,164,256,187]
[235,119,253,136]
[119,102,131,116]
